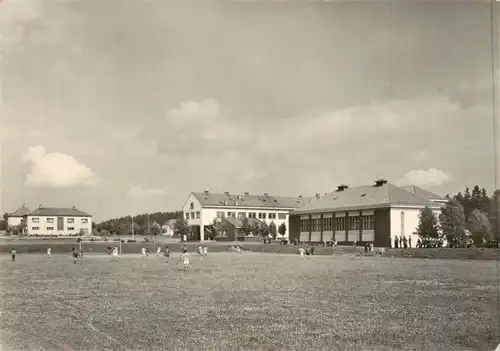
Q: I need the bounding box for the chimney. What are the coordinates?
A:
[236,194,241,200]
[72,206,76,210]
[204,190,209,194]
[224,191,229,195]
[244,192,249,195]
[264,192,269,196]
[298,195,303,198]
[223,200,227,206]
[337,184,349,192]
[315,193,321,199]
[374,178,388,187]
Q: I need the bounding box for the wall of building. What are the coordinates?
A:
[25,215,92,236]
[183,204,290,242]
[389,207,442,248]
[7,217,23,228]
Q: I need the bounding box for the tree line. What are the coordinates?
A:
[417,185,499,247]
[95,211,182,236]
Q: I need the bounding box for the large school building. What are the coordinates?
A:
[182,191,312,241]
[288,179,447,247]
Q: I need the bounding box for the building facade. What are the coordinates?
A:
[289,180,447,247]
[7,205,32,231]
[181,191,312,241]
[23,206,92,236]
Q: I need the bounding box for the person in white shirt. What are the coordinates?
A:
[203,246,208,256]
[298,247,305,259]
[141,247,147,258]
[47,247,51,258]
[112,247,119,260]
[181,248,190,269]
[156,247,161,257]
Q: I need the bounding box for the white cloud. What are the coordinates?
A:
[397,168,455,188]
[127,186,167,199]
[22,145,99,188]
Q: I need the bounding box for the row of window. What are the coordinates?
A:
[31,217,88,224]
[185,211,288,221]
[31,227,76,231]
[216,212,286,220]
[300,215,374,232]
[185,212,201,220]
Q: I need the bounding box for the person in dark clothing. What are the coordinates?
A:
[408,236,412,248]
[399,236,403,248]
[403,236,408,249]
[11,248,16,261]
[394,236,399,248]
[417,238,422,248]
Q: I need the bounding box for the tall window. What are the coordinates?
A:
[362,215,374,230]
[268,213,276,219]
[227,212,236,218]
[196,212,201,219]
[258,213,267,219]
[185,213,189,220]
[401,211,405,235]
[335,217,346,231]
[278,213,286,220]
[216,211,225,219]
[348,216,360,230]
[81,218,88,224]
[238,212,246,219]
[248,212,256,219]
[67,218,74,224]
[32,218,39,223]
[322,217,332,231]
[300,219,310,232]
[311,218,321,231]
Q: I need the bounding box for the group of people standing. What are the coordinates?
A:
[393,235,413,249]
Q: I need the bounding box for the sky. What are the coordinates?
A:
[0,0,499,222]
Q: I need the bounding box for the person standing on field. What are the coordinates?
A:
[11,248,16,261]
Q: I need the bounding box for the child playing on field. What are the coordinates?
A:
[203,246,208,256]
[197,245,203,256]
[47,247,51,258]
[141,247,147,258]
[181,248,190,269]
[72,247,78,264]
[298,247,305,259]
[156,247,161,257]
[112,247,119,260]
[165,246,170,262]
[11,248,16,261]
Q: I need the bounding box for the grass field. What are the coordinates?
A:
[0,252,498,351]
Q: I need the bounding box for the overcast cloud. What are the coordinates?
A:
[1,1,498,221]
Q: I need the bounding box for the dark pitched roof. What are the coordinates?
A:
[400,185,447,201]
[28,207,91,217]
[192,192,312,209]
[222,217,262,228]
[292,183,442,214]
[9,205,32,217]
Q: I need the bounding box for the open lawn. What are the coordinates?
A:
[0,252,498,350]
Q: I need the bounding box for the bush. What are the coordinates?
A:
[127,239,137,243]
[214,235,231,242]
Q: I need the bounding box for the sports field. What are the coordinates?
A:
[0,252,498,351]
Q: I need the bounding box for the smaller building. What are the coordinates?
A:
[23,206,92,236]
[7,205,32,230]
[162,219,177,237]
[220,217,263,241]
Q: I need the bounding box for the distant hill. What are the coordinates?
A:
[96,211,182,236]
